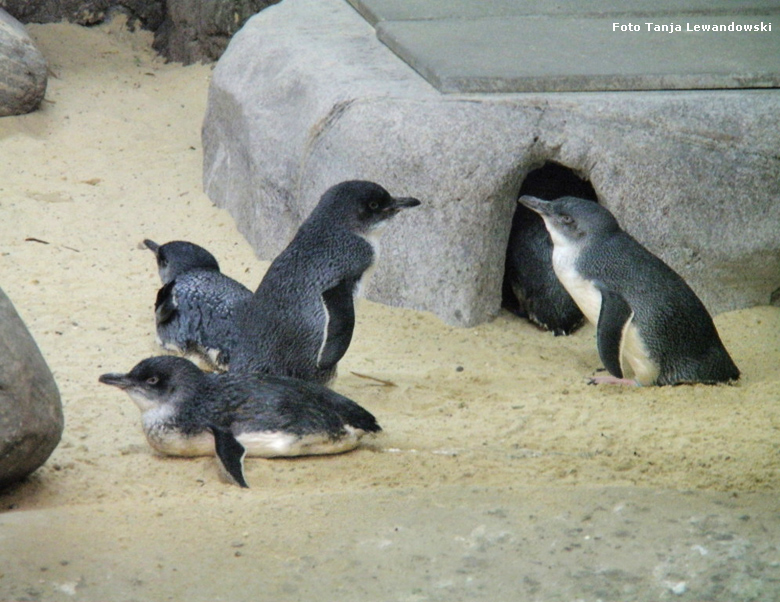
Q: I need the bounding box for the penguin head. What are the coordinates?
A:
[313,181,421,235]
[517,195,619,248]
[99,356,202,412]
[144,239,220,284]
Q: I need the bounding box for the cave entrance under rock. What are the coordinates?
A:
[502,162,599,334]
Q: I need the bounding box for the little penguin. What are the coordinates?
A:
[99,355,382,487]
[229,180,421,384]
[517,195,740,386]
[144,239,253,370]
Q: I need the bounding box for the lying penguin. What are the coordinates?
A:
[144,239,252,370]
[518,195,740,386]
[99,355,382,487]
[230,180,421,385]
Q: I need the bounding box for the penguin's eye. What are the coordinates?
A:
[368,201,379,211]
[560,215,575,226]
[146,376,160,386]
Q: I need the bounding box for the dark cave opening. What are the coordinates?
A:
[502,162,599,335]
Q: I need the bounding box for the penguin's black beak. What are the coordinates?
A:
[388,196,422,211]
[98,372,134,389]
[143,239,160,255]
[517,195,551,216]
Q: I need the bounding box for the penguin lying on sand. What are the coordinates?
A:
[230,180,421,385]
[518,195,740,386]
[99,355,382,487]
[144,239,252,370]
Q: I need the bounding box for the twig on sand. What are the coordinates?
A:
[349,371,397,387]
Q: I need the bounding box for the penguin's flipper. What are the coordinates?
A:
[595,285,633,379]
[154,281,178,325]
[210,426,248,488]
[318,279,356,370]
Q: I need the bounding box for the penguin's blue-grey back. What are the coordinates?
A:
[578,228,739,385]
[230,180,420,384]
[145,239,253,369]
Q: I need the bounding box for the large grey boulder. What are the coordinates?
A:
[0,7,47,117]
[0,288,63,488]
[203,0,780,327]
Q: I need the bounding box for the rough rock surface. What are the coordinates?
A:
[0,288,63,488]
[153,0,279,64]
[0,7,47,117]
[0,0,278,64]
[0,0,161,27]
[203,0,780,327]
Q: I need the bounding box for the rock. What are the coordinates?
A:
[0,0,162,27]
[203,0,780,327]
[153,0,280,64]
[0,288,63,489]
[0,7,47,117]
[1,0,278,65]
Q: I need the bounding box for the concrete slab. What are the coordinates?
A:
[348,0,780,24]
[346,0,780,93]
[376,15,780,93]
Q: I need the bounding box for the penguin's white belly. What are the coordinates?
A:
[356,229,382,299]
[237,427,364,457]
[552,244,659,385]
[551,246,602,324]
[143,424,215,457]
[142,420,365,458]
[619,322,660,386]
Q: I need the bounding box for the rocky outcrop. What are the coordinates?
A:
[0,0,278,64]
[0,288,63,488]
[0,0,161,27]
[0,7,47,117]
[153,0,279,64]
[202,0,780,327]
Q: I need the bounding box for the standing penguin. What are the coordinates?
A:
[144,239,252,370]
[99,355,382,488]
[229,180,421,384]
[518,195,740,386]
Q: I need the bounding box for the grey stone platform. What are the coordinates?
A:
[202,0,780,327]
[348,0,780,93]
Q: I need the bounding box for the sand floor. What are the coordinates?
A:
[0,20,778,602]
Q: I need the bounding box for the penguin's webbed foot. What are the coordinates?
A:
[588,374,641,386]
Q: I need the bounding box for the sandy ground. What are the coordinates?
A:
[0,20,778,602]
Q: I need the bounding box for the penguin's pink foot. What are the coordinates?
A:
[588,375,641,386]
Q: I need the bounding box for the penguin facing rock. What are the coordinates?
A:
[518,195,740,386]
[99,355,382,487]
[230,180,421,385]
[144,239,252,370]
